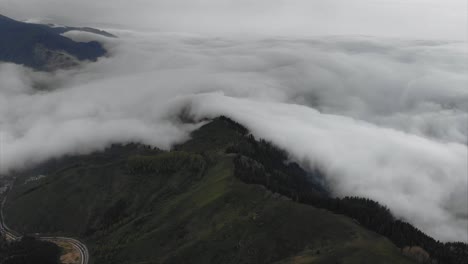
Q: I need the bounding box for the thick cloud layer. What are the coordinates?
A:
[0,29,466,242]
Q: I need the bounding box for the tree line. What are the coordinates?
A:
[227,130,468,264]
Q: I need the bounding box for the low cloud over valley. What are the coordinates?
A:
[0,0,467,243]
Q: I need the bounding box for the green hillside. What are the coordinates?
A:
[4,117,418,264]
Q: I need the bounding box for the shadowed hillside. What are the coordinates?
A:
[0,236,60,264]
[4,117,464,263]
[0,14,106,70]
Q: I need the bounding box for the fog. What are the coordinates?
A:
[1,0,466,40]
[0,0,467,243]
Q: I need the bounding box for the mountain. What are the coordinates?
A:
[3,117,467,263]
[0,14,107,71]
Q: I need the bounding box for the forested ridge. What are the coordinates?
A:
[225,116,468,264]
[3,116,466,264]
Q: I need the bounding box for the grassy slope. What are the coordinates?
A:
[4,118,415,264]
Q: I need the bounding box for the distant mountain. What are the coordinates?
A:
[7,117,467,263]
[0,14,108,71]
[44,23,117,38]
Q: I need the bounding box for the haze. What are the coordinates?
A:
[1,0,466,39]
[0,0,466,243]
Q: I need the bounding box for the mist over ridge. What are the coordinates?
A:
[0,26,466,243]
[0,0,467,246]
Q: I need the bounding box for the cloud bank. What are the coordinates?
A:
[0,29,466,242]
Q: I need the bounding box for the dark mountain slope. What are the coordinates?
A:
[0,236,60,264]
[0,14,106,70]
[2,117,451,264]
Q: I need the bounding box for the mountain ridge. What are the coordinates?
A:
[2,117,467,263]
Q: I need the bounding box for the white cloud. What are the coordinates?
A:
[0,28,467,242]
[187,94,467,242]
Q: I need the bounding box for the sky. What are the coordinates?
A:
[0,0,467,243]
[0,0,466,39]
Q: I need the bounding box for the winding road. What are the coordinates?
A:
[0,190,90,264]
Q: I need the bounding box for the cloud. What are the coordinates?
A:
[0,0,466,40]
[187,94,467,242]
[0,29,467,243]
